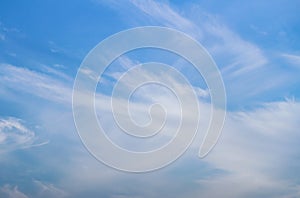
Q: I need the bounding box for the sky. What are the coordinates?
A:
[0,0,300,197]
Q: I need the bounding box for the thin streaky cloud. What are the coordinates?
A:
[127,0,268,76]
[130,0,202,39]
[0,117,35,152]
[0,185,28,198]
[281,53,300,68]
[0,64,72,104]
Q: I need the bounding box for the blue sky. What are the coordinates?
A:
[0,0,300,197]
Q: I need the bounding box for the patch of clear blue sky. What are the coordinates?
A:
[0,0,124,75]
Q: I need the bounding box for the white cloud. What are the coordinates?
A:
[55,99,300,197]
[0,181,68,198]
[281,53,300,68]
[48,41,65,54]
[79,67,99,82]
[250,24,268,36]
[8,56,298,197]
[33,180,68,198]
[0,117,35,152]
[0,185,28,198]
[74,85,296,196]
[39,64,71,81]
[53,64,66,69]
[74,63,209,152]
[117,56,140,69]
[193,100,300,198]
[202,16,268,75]
[130,0,202,39]
[0,21,21,42]
[0,6,298,194]
[0,64,72,104]
[127,0,267,76]
[97,0,275,102]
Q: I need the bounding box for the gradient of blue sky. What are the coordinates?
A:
[0,0,300,197]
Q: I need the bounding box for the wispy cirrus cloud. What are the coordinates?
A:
[0,185,28,198]
[0,117,48,153]
[100,0,274,104]
[0,117,35,152]
[0,181,68,198]
[281,53,300,68]
[130,0,202,39]
[0,64,72,104]
[126,0,268,75]
[33,180,68,198]
[202,16,268,76]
